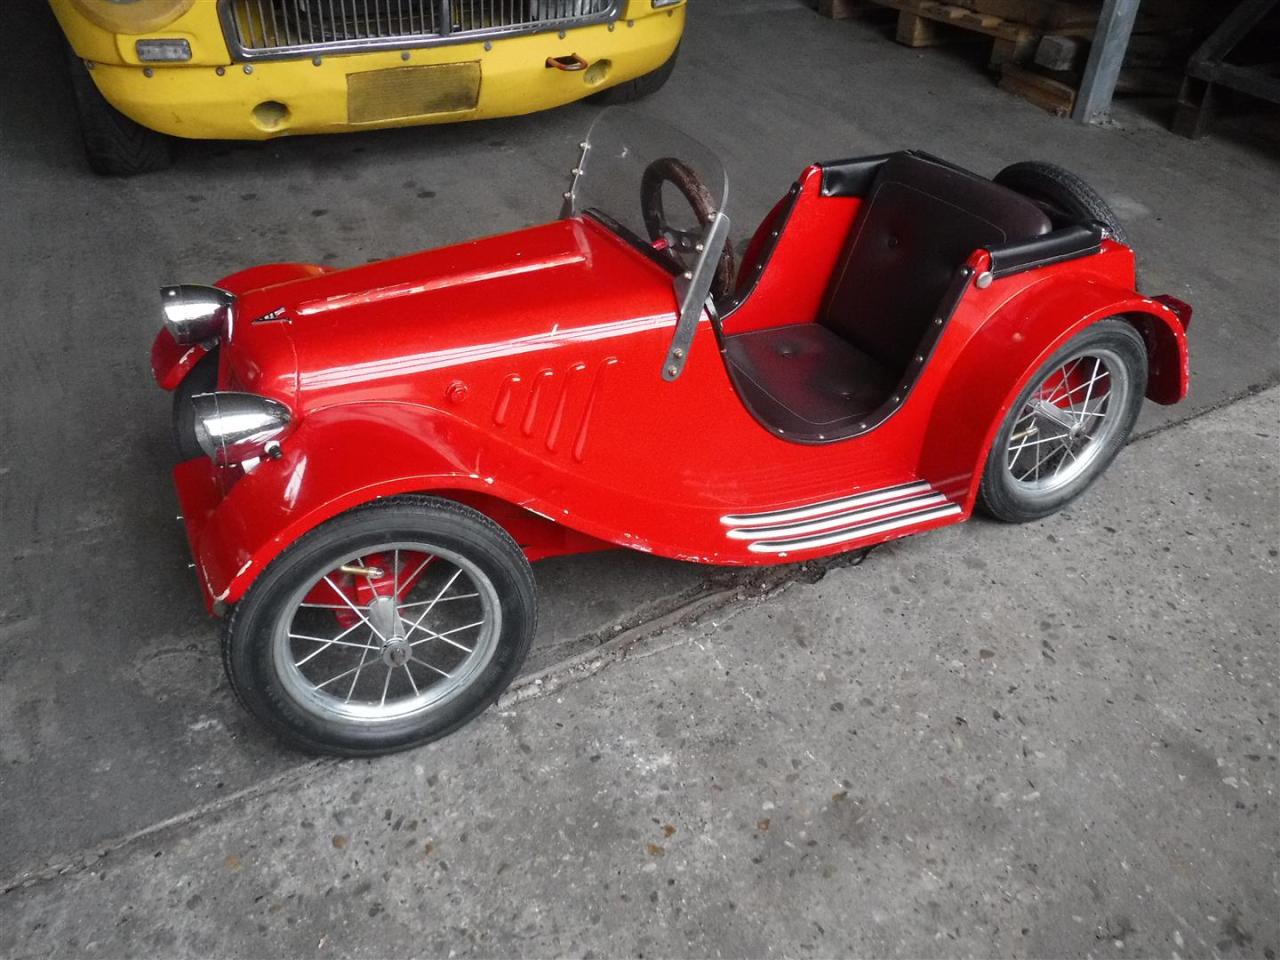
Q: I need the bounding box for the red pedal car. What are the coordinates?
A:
[152,112,1190,756]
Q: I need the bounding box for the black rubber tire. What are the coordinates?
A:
[222,496,537,757]
[978,319,1147,524]
[993,160,1130,246]
[67,52,172,176]
[587,44,679,104]
[172,349,219,461]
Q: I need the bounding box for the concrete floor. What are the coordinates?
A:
[0,0,1277,940]
[2,385,1276,958]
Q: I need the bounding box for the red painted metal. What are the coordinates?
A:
[157,165,1189,614]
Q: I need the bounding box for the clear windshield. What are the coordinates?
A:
[567,108,728,259]
[563,109,731,380]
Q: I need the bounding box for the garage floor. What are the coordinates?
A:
[1,0,1276,917]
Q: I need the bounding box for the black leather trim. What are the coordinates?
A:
[988,222,1104,278]
[717,183,802,318]
[722,265,974,445]
[819,153,895,198]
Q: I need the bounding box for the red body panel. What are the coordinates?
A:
[158,170,1189,612]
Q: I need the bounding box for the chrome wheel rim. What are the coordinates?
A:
[272,542,501,725]
[1005,346,1131,497]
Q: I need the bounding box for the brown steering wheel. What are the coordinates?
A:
[640,157,735,302]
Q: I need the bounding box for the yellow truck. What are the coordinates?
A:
[51,0,686,174]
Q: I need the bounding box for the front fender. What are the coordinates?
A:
[920,272,1188,509]
[184,403,500,609]
[181,402,609,612]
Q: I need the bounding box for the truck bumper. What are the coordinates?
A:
[83,11,683,140]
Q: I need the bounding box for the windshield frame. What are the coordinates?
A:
[561,110,732,381]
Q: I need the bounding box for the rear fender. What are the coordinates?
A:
[186,402,607,611]
[920,272,1188,509]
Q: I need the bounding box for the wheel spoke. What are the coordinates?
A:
[1020,441,1068,482]
[379,665,393,707]
[410,655,452,679]
[403,663,420,696]
[396,554,434,599]
[1007,415,1038,467]
[323,574,388,643]
[313,645,371,691]
[1044,358,1081,405]
[396,593,479,609]
[1011,432,1072,451]
[290,618,370,665]
[403,617,481,652]
[359,556,383,598]
[401,568,464,637]
[290,633,379,656]
[344,633,375,703]
[1078,357,1101,424]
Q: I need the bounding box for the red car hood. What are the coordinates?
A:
[223,218,678,412]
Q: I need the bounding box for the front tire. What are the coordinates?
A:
[67,52,172,176]
[222,497,537,757]
[172,349,219,461]
[978,319,1147,523]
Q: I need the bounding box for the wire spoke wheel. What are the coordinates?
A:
[1004,347,1130,496]
[979,319,1147,523]
[274,543,501,725]
[223,497,536,757]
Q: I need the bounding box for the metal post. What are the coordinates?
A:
[1072,0,1142,124]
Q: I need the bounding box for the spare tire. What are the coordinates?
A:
[994,160,1135,286]
[994,161,1130,246]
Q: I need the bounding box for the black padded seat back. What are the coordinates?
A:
[818,152,1053,374]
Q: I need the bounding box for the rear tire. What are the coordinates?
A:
[978,319,1147,523]
[222,496,537,757]
[67,52,172,176]
[587,45,679,104]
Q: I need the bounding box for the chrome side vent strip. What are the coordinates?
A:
[721,481,961,555]
[720,481,931,529]
[747,504,961,555]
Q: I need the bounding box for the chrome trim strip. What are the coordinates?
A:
[219,0,621,61]
[746,503,963,555]
[725,492,950,541]
[720,481,932,528]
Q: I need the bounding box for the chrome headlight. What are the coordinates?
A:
[191,392,291,465]
[161,284,235,345]
[70,0,195,35]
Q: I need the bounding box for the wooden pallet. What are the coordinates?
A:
[999,62,1077,115]
[870,0,1044,67]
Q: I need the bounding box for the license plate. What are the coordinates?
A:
[347,62,482,124]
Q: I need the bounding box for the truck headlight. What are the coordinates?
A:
[70,0,196,34]
[161,284,235,345]
[191,392,291,465]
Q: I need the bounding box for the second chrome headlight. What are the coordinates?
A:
[191,391,291,465]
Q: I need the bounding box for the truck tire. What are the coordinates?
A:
[67,51,172,176]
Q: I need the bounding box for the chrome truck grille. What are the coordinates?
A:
[222,0,620,59]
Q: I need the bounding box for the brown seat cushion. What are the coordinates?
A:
[723,324,896,440]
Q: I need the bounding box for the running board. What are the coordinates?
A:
[720,481,962,555]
